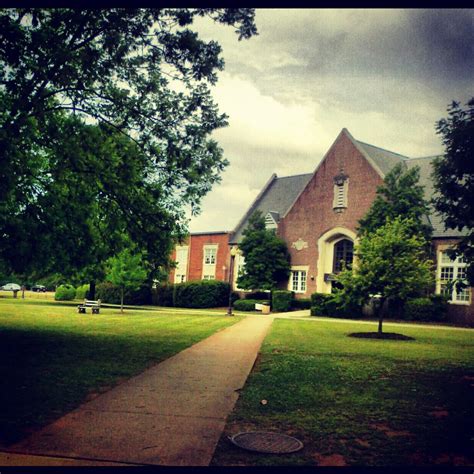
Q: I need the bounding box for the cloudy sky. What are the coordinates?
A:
[188,9,473,233]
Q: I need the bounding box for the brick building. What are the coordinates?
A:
[170,128,473,324]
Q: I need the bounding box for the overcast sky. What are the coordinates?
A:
[187,9,473,233]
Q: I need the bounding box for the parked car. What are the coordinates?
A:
[31,284,47,292]
[1,283,21,291]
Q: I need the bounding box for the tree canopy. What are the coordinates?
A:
[0,8,257,279]
[433,98,474,284]
[335,217,433,333]
[358,163,432,243]
[236,211,291,291]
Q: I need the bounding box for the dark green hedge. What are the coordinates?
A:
[244,291,271,300]
[173,280,230,308]
[404,295,449,322]
[310,292,362,318]
[292,298,312,310]
[152,283,174,306]
[234,299,269,312]
[96,282,152,305]
[272,290,293,312]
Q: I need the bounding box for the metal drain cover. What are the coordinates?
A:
[229,431,304,454]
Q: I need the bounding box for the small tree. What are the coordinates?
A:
[358,163,432,243]
[433,98,474,285]
[105,248,147,313]
[237,211,291,291]
[335,217,433,334]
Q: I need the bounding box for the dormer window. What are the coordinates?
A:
[265,211,279,230]
[333,172,349,211]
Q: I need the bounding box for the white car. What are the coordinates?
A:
[1,283,21,291]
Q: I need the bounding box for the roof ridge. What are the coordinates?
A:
[408,155,442,160]
[356,140,411,159]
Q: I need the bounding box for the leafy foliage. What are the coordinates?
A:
[173,280,230,308]
[54,284,76,301]
[0,9,257,279]
[271,290,293,312]
[433,98,474,284]
[237,211,291,291]
[358,163,432,243]
[233,299,268,312]
[404,296,448,322]
[95,282,152,306]
[335,217,434,332]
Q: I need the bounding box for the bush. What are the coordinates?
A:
[405,295,449,322]
[272,290,293,312]
[292,298,312,310]
[75,284,90,300]
[310,292,362,318]
[310,293,333,315]
[152,283,174,307]
[234,299,269,312]
[173,280,230,308]
[96,282,152,305]
[244,291,270,301]
[55,284,76,301]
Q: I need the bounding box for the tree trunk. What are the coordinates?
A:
[377,298,386,334]
[120,288,124,314]
[89,280,96,300]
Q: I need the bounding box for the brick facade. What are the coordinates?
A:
[169,232,231,284]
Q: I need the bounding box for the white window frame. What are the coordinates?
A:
[288,266,309,294]
[174,245,189,284]
[202,244,218,280]
[436,248,471,305]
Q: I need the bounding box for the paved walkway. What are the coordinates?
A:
[3,315,273,466]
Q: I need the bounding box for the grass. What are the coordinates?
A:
[211,319,474,467]
[0,297,242,446]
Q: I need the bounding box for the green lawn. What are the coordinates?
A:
[211,319,474,467]
[0,297,242,446]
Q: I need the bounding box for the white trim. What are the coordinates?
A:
[202,244,218,280]
[288,266,309,293]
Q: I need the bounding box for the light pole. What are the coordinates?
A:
[227,245,238,316]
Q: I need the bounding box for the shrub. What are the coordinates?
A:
[234,299,269,312]
[405,295,449,322]
[244,291,271,301]
[310,292,362,318]
[152,283,174,307]
[75,284,90,300]
[272,290,293,312]
[55,284,76,301]
[292,298,312,310]
[310,293,333,315]
[96,282,152,305]
[173,280,230,308]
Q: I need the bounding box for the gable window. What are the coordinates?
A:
[202,244,218,280]
[333,172,349,210]
[438,251,470,304]
[265,212,278,230]
[333,239,353,273]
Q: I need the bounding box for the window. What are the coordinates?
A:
[333,239,353,273]
[202,244,218,280]
[265,212,278,230]
[174,245,188,284]
[291,270,307,293]
[438,251,470,304]
[333,173,349,210]
[204,247,217,265]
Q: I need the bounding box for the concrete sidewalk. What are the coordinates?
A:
[4,315,273,466]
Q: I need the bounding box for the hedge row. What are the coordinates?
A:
[96,282,152,305]
[153,280,233,308]
[234,299,269,311]
[310,292,362,318]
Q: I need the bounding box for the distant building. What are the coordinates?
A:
[170,128,473,325]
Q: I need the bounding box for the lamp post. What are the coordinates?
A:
[227,245,238,316]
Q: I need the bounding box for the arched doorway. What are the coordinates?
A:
[316,227,357,294]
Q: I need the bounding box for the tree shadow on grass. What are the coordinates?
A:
[348,332,415,341]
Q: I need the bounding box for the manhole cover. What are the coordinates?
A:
[228,431,304,454]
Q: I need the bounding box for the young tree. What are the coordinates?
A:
[0,9,257,279]
[433,98,474,284]
[105,248,147,314]
[358,163,432,242]
[335,217,433,334]
[237,211,291,291]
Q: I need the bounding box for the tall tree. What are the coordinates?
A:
[237,211,291,291]
[0,8,257,279]
[105,247,148,314]
[335,217,433,334]
[433,98,474,285]
[358,163,432,243]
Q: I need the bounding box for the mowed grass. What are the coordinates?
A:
[0,298,242,446]
[212,319,474,467]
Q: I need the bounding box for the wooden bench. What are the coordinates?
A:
[77,299,101,314]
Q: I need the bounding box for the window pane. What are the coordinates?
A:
[440,267,454,281]
[292,272,299,292]
[300,271,307,292]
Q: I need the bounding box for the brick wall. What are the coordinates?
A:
[278,130,383,295]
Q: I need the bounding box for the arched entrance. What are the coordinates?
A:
[316,227,357,294]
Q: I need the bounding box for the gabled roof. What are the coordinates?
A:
[356,140,410,175]
[229,173,312,244]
